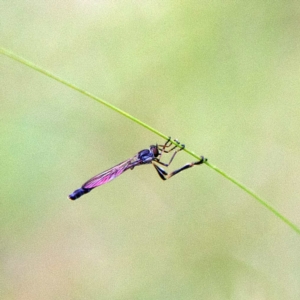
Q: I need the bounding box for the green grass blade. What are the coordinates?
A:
[1,46,299,235]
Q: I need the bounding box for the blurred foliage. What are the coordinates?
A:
[1,1,300,299]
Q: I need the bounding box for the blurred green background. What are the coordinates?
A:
[1,1,300,299]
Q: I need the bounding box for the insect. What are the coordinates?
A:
[69,137,207,200]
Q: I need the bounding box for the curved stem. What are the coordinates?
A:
[1,46,299,235]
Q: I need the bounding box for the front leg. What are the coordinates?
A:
[156,141,185,167]
[157,137,177,163]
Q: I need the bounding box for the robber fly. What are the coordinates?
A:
[69,137,207,200]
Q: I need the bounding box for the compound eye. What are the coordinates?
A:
[149,145,159,157]
[153,146,159,157]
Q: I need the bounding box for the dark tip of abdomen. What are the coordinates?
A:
[69,187,91,200]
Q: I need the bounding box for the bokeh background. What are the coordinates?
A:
[1,1,300,299]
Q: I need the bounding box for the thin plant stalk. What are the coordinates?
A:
[1,46,299,235]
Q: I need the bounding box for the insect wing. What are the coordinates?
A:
[82,157,138,189]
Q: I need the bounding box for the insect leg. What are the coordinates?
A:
[157,138,183,166]
[158,136,172,148]
[152,163,168,181]
[156,143,185,167]
[158,137,181,153]
[152,156,207,180]
[157,138,175,158]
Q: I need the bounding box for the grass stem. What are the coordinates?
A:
[1,46,299,235]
